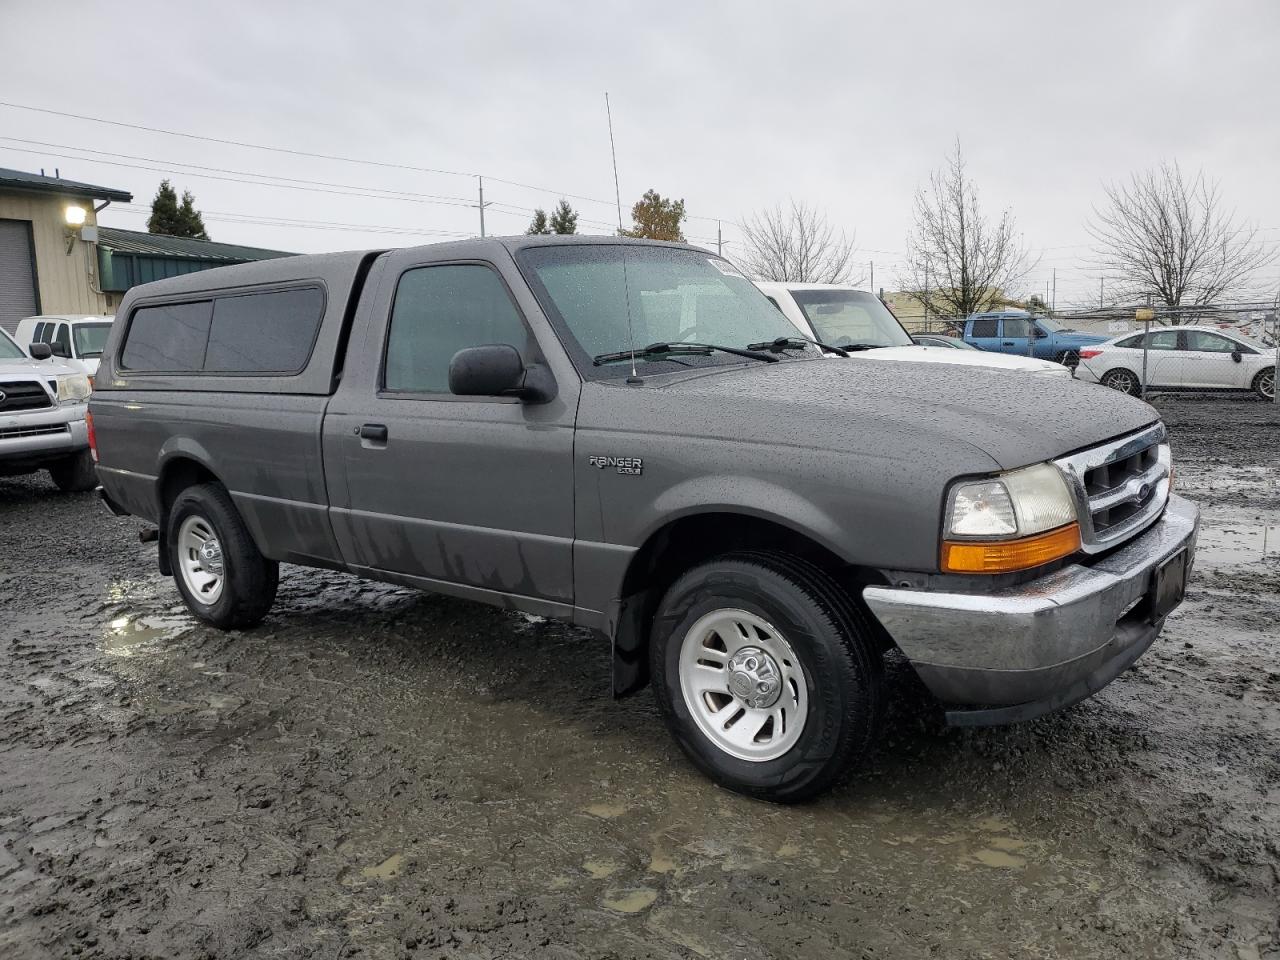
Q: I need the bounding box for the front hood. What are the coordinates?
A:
[652,357,1158,469]
[861,345,1066,374]
[1056,331,1109,344]
[0,356,85,378]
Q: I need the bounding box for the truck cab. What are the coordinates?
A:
[964,310,1108,365]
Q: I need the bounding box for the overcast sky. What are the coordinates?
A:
[3,0,1278,306]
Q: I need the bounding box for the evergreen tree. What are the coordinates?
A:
[620,189,685,241]
[147,180,210,239]
[548,199,578,235]
[146,180,183,236]
[177,190,209,240]
[527,209,551,235]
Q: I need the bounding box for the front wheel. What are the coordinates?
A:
[48,448,97,492]
[1254,367,1275,401]
[1102,367,1141,396]
[650,551,884,802]
[167,482,278,629]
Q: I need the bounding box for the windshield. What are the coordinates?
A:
[0,329,25,360]
[73,322,112,358]
[516,244,808,377]
[789,289,913,349]
[1036,315,1066,332]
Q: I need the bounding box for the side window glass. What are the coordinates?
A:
[1002,318,1033,338]
[384,264,530,394]
[53,323,71,355]
[1146,331,1178,351]
[1184,330,1236,353]
[205,287,325,373]
[1115,335,1141,348]
[121,301,214,371]
[970,319,998,338]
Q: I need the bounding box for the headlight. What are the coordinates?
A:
[942,463,1080,573]
[55,373,92,403]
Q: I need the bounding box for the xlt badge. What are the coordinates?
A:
[589,455,643,476]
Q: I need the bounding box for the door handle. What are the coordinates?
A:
[1002,341,1014,346]
[358,423,388,443]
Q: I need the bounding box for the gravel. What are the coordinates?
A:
[1,397,1277,959]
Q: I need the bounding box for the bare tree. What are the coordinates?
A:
[1088,162,1275,310]
[900,142,1036,318]
[739,200,860,284]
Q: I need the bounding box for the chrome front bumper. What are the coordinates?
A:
[863,494,1199,724]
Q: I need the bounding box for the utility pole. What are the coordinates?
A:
[1099,277,1104,310]
[869,261,875,293]
[476,176,492,238]
[717,220,722,256]
[1051,268,1056,314]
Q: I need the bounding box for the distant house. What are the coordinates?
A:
[0,166,293,334]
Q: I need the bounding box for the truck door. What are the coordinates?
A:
[967,317,1001,351]
[324,251,578,617]
[999,316,1036,357]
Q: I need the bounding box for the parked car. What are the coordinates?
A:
[0,327,97,491]
[962,310,1109,366]
[757,283,1071,377]
[15,314,114,378]
[1075,325,1276,400]
[911,334,977,350]
[92,237,1198,801]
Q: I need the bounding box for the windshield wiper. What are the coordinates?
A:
[592,342,778,366]
[746,335,850,358]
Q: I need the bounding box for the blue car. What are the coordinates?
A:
[963,311,1108,366]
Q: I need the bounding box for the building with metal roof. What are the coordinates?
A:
[0,166,294,333]
[97,226,294,294]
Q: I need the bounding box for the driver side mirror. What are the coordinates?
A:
[1231,348,1242,363]
[448,344,556,404]
[49,341,71,358]
[29,342,53,360]
[1032,327,1048,338]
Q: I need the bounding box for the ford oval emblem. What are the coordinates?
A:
[0,390,6,405]
[1138,482,1151,500]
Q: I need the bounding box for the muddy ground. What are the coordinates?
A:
[1,397,1277,960]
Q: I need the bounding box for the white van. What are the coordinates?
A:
[14,314,114,378]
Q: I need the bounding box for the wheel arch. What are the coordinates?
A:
[609,509,890,698]
[154,444,225,576]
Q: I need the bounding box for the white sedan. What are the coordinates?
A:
[755,282,1071,377]
[1075,325,1276,401]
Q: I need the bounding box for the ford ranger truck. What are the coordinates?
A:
[964,310,1109,366]
[90,237,1200,802]
[0,328,96,491]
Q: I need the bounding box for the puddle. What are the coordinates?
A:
[360,854,404,879]
[647,851,677,874]
[101,614,190,655]
[602,888,658,913]
[583,802,628,819]
[972,848,1028,869]
[1195,519,1280,567]
[583,859,619,879]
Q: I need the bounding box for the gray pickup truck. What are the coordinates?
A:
[92,236,1199,801]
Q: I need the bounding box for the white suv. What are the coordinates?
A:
[0,328,96,491]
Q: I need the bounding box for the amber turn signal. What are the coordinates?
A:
[941,522,1081,574]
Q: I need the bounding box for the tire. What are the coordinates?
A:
[1101,367,1141,396]
[48,449,98,492]
[167,482,278,629]
[1054,350,1080,369]
[1253,367,1275,402]
[650,550,884,803]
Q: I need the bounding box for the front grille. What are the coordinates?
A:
[0,381,54,412]
[1055,423,1170,554]
[0,423,69,441]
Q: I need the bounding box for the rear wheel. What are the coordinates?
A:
[650,551,884,802]
[1102,367,1141,396]
[167,483,278,629]
[1253,367,1275,401]
[48,449,97,492]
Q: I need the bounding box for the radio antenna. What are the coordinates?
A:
[605,91,638,378]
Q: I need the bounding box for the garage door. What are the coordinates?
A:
[0,219,39,335]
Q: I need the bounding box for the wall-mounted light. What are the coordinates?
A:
[64,204,87,253]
